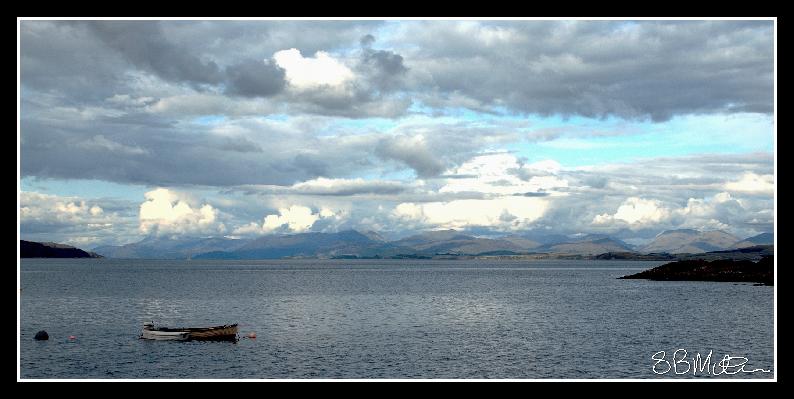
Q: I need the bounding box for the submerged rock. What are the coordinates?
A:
[34,330,49,340]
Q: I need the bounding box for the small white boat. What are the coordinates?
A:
[140,322,190,340]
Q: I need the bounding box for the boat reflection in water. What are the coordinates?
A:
[140,322,239,341]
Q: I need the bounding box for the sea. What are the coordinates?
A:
[18,259,775,379]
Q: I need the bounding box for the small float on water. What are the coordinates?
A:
[140,322,238,341]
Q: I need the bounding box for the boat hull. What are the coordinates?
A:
[185,325,238,341]
[140,330,190,341]
[141,324,238,341]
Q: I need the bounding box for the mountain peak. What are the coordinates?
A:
[656,229,700,237]
[362,230,386,242]
[643,229,740,254]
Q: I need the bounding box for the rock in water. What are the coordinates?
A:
[34,330,49,340]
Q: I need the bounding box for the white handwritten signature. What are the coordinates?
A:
[652,349,772,376]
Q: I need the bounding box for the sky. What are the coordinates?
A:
[18,19,775,248]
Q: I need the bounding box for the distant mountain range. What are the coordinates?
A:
[88,229,774,260]
[200,230,404,259]
[640,230,772,254]
[733,232,774,247]
[21,240,103,258]
[93,236,249,259]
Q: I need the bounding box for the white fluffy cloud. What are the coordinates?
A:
[20,191,133,247]
[440,153,568,195]
[274,48,354,89]
[591,191,762,235]
[263,205,319,233]
[724,172,774,194]
[21,191,110,228]
[393,197,548,230]
[139,188,224,235]
[593,197,670,228]
[234,205,340,235]
[390,152,561,230]
[673,191,748,231]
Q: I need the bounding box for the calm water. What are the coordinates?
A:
[19,259,774,379]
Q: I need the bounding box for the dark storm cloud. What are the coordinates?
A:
[355,34,409,92]
[224,59,287,97]
[18,20,774,243]
[218,136,264,153]
[20,21,130,102]
[21,20,773,124]
[374,135,446,178]
[19,20,774,187]
[21,20,386,111]
[360,34,376,48]
[239,179,408,197]
[403,20,773,121]
[86,21,223,86]
[20,117,313,186]
[362,49,407,76]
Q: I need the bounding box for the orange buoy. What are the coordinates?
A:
[247,332,256,339]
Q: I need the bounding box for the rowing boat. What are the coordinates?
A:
[140,322,238,341]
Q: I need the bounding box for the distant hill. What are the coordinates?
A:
[392,230,535,255]
[516,231,572,246]
[93,236,249,259]
[200,230,411,259]
[391,230,475,248]
[88,228,773,260]
[21,240,103,258]
[361,230,387,243]
[538,235,634,255]
[677,245,773,261]
[640,229,741,254]
[733,232,774,248]
[498,235,543,250]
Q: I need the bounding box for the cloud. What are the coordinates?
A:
[76,134,148,155]
[21,20,773,122]
[19,21,774,244]
[234,205,340,235]
[86,21,223,86]
[672,192,754,231]
[400,20,772,120]
[588,190,768,238]
[224,58,286,97]
[20,191,137,247]
[139,188,225,235]
[357,38,409,91]
[375,134,446,178]
[21,192,110,231]
[388,152,563,230]
[392,197,548,230]
[593,197,670,227]
[237,177,409,197]
[360,34,375,48]
[724,172,774,194]
[274,48,355,90]
[289,177,407,196]
[440,153,568,195]
[263,205,321,233]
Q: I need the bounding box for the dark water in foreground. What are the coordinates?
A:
[19,259,774,379]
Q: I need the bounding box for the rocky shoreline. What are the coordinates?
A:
[619,256,773,286]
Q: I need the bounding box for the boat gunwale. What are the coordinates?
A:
[151,323,238,333]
